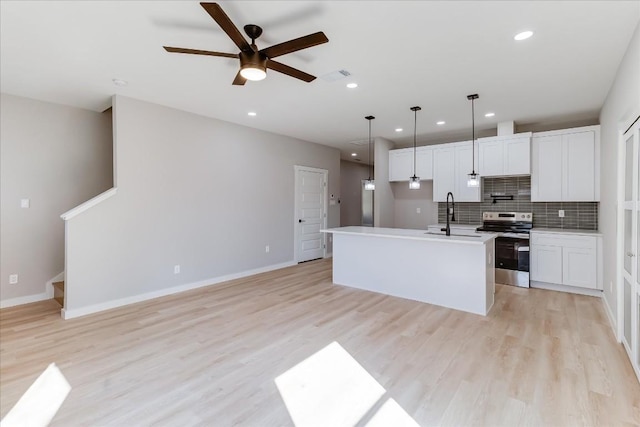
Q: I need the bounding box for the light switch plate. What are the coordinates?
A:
[20,199,30,208]
[9,274,18,284]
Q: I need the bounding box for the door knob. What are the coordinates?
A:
[628,252,636,257]
[299,219,305,223]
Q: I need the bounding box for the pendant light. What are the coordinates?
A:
[409,106,421,189]
[364,115,376,191]
[467,94,480,188]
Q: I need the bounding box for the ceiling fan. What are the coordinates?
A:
[163,2,329,85]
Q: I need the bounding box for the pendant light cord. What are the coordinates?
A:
[368,119,372,180]
[365,115,375,181]
[413,109,417,176]
[467,94,479,175]
[471,97,475,174]
[409,106,421,177]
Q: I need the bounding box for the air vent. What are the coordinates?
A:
[348,138,369,146]
[320,69,351,82]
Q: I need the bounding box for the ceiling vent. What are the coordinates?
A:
[320,69,351,82]
[348,138,369,146]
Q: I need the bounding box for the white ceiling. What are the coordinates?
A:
[1,1,639,162]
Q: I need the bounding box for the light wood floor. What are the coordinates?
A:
[1,259,639,426]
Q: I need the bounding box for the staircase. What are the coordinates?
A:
[52,281,64,306]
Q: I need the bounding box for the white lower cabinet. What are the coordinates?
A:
[530,245,562,284]
[530,232,600,290]
[563,246,597,288]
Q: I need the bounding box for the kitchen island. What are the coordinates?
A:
[322,226,496,316]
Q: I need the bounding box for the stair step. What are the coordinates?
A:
[52,281,64,307]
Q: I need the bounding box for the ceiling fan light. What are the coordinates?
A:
[409,175,421,190]
[240,66,266,81]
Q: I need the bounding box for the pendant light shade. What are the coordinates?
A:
[467,94,480,188]
[409,106,421,189]
[364,115,375,191]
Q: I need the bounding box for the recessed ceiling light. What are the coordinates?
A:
[248,111,257,116]
[112,78,128,86]
[346,83,358,89]
[351,152,357,157]
[514,31,533,41]
[395,128,403,132]
[485,112,495,118]
[436,121,445,125]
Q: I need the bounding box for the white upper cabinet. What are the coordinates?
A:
[478,133,531,177]
[455,144,481,202]
[388,148,414,182]
[531,125,600,202]
[432,145,456,201]
[388,146,433,181]
[432,142,481,202]
[416,146,433,180]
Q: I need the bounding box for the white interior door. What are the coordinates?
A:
[295,167,327,263]
[621,115,639,378]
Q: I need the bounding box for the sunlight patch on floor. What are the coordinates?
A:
[275,341,418,426]
[1,363,71,427]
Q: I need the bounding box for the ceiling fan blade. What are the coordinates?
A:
[267,60,315,82]
[260,32,328,59]
[232,71,247,86]
[200,3,252,52]
[163,46,237,58]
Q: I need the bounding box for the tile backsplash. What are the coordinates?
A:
[437,176,599,230]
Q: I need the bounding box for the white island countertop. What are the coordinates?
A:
[322,226,496,245]
[324,226,496,315]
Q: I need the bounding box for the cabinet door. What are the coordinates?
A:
[455,144,481,202]
[563,131,596,201]
[432,146,456,202]
[388,149,414,182]
[504,137,531,175]
[562,246,597,289]
[416,147,433,180]
[531,135,563,201]
[530,244,563,284]
[478,140,504,177]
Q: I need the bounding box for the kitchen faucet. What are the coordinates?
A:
[441,192,456,236]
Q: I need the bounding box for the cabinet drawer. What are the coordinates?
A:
[531,233,596,250]
[531,233,566,247]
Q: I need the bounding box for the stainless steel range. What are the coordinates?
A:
[476,212,532,288]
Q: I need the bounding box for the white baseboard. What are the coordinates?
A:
[530,281,603,297]
[0,271,63,309]
[601,294,618,341]
[62,261,296,320]
[0,291,51,309]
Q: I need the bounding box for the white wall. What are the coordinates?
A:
[373,137,395,227]
[392,181,439,229]
[0,94,113,306]
[340,160,369,226]
[599,22,640,328]
[64,95,340,316]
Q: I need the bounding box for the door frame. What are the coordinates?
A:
[293,165,328,263]
[616,111,640,381]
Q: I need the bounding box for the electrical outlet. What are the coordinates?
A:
[174,265,180,274]
[9,274,18,284]
[265,245,270,253]
[416,207,421,214]
[558,210,565,218]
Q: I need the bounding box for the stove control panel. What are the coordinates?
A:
[482,212,532,222]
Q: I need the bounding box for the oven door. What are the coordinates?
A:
[495,236,530,287]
